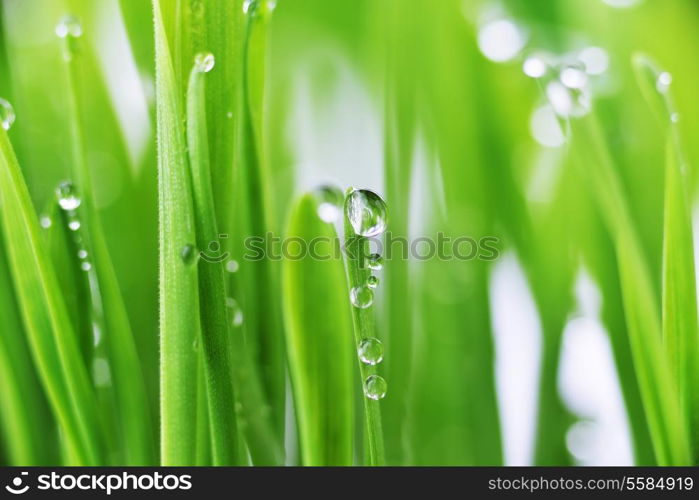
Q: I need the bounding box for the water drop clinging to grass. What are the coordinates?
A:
[656,71,672,94]
[68,220,81,231]
[226,298,244,327]
[55,15,82,39]
[56,181,82,211]
[366,253,384,271]
[363,375,387,400]
[345,189,388,238]
[314,185,344,223]
[350,285,374,309]
[0,98,15,130]
[180,244,198,265]
[523,56,547,78]
[477,18,526,63]
[40,215,52,229]
[194,52,215,73]
[225,260,239,273]
[358,338,383,365]
[367,275,379,289]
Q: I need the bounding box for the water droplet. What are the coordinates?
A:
[477,19,526,63]
[530,105,566,148]
[366,253,384,271]
[192,338,199,352]
[315,185,344,223]
[522,56,547,78]
[367,275,379,289]
[55,15,82,39]
[578,47,609,76]
[226,298,244,327]
[92,323,102,346]
[560,65,588,89]
[181,244,198,265]
[0,98,16,130]
[363,375,387,400]
[194,52,215,73]
[56,181,82,211]
[78,249,88,259]
[656,71,672,94]
[243,0,276,15]
[602,0,642,8]
[68,220,81,231]
[671,112,680,123]
[81,261,92,271]
[546,81,590,118]
[345,189,388,237]
[226,111,233,119]
[350,285,374,309]
[226,260,240,273]
[40,216,52,229]
[92,357,112,388]
[358,338,383,365]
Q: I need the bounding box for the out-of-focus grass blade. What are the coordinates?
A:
[0,228,57,465]
[153,0,199,465]
[186,55,239,465]
[60,27,155,465]
[662,135,699,460]
[283,194,354,465]
[0,128,102,464]
[632,52,699,458]
[574,114,691,465]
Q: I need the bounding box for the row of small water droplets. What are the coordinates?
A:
[55,181,112,387]
[344,189,389,401]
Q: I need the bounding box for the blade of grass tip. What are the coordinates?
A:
[188,49,284,465]
[282,192,355,465]
[0,229,56,465]
[186,52,239,466]
[0,125,102,464]
[572,112,691,465]
[153,0,200,465]
[632,53,699,459]
[240,0,287,438]
[343,190,387,466]
[58,20,155,465]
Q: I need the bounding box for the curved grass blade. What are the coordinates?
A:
[0,230,57,465]
[632,53,699,459]
[59,24,155,465]
[283,193,355,465]
[186,56,240,465]
[573,113,690,465]
[153,0,199,465]
[0,128,102,464]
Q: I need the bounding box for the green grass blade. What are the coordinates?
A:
[282,193,355,465]
[574,114,691,465]
[632,53,699,459]
[662,134,699,461]
[186,57,240,465]
[0,230,57,465]
[59,22,155,465]
[343,208,386,466]
[153,0,199,465]
[0,128,102,464]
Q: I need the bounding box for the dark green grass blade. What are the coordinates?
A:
[186,58,240,466]
[153,0,199,465]
[283,194,355,465]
